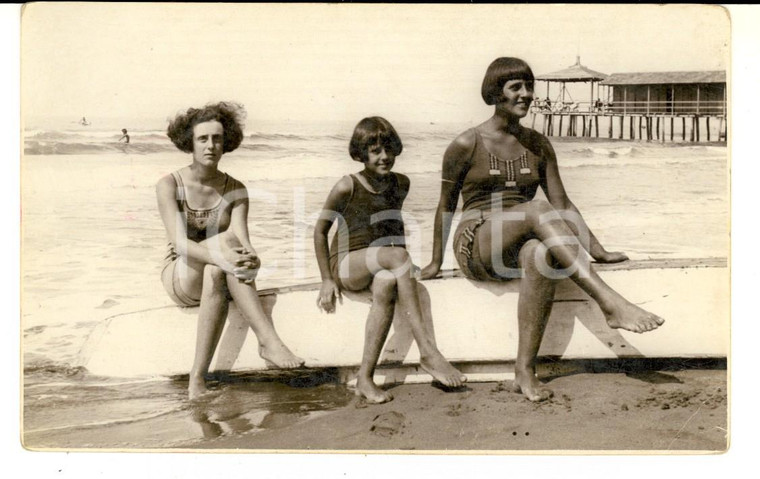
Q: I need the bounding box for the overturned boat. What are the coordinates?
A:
[77,258,728,385]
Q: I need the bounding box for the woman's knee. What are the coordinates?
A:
[203,264,227,288]
[222,231,243,249]
[524,199,555,226]
[519,239,557,281]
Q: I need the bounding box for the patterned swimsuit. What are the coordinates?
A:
[448,129,543,281]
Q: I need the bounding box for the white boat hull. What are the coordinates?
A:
[77,258,729,383]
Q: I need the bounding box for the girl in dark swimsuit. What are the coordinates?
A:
[421,58,664,402]
[314,117,466,404]
[156,102,303,400]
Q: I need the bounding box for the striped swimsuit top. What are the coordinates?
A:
[171,170,231,242]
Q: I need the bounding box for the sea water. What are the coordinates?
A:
[20,119,728,448]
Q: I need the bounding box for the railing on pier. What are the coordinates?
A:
[531,100,727,117]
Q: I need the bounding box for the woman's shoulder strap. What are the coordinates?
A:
[443,129,478,184]
[223,172,242,194]
[458,128,479,162]
[222,173,250,204]
[170,170,186,202]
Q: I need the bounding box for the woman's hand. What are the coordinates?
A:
[592,249,629,264]
[420,262,441,280]
[316,279,342,314]
[221,247,260,283]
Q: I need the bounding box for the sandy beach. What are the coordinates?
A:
[181,362,727,452]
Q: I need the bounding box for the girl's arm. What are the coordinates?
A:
[394,173,421,277]
[540,138,628,263]
[313,176,352,312]
[420,131,475,279]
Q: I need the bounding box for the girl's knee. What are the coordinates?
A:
[385,247,411,267]
[371,277,397,304]
[370,247,413,281]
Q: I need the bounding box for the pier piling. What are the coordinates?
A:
[528,111,725,143]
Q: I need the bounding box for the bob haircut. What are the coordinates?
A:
[348,116,403,162]
[167,101,247,153]
[481,57,535,105]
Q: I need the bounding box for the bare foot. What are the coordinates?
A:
[604,300,665,334]
[511,371,553,402]
[188,375,211,401]
[259,342,305,369]
[355,378,394,404]
[420,353,467,388]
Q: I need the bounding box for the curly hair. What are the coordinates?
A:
[166,101,247,153]
[481,57,534,106]
[348,117,403,162]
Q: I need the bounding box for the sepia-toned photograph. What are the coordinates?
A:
[20,3,730,454]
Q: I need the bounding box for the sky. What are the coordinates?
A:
[21,3,729,126]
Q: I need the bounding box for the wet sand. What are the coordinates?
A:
[184,367,727,452]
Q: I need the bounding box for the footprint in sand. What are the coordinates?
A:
[370,411,406,437]
[96,299,120,309]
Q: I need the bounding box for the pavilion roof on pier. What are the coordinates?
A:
[535,57,608,83]
[601,71,726,85]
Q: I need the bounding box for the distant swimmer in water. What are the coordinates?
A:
[156,101,304,400]
[119,129,130,144]
[421,57,664,402]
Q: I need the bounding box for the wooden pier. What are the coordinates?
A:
[533,66,726,143]
[531,111,727,143]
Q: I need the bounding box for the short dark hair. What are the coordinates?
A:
[348,117,403,162]
[167,101,246,153]
[481,57,535,105]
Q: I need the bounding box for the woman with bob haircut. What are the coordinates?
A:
[157,101,304,400]
[314,116,466,404]
[421,58,664,402]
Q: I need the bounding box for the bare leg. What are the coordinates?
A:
[365,248,466,388]
[480,200,664,334]
[225,277,304,368]
[511,240,555,402]
[208,232,304,368]
[339,247,465,398]
[188,265,229,400]
[355,276,396,404]
[413,283,437,348]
